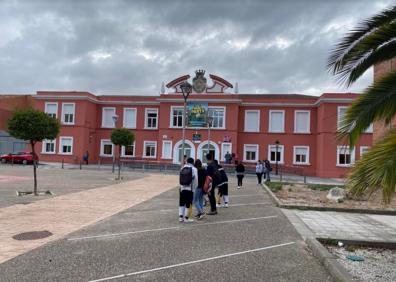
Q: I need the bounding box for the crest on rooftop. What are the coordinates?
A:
[192,70,207,93]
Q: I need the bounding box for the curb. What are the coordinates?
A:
[261,183,396,215]
[317,238,396,249]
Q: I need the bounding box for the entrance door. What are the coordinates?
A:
[201,144,215,163]
[178,143,192,163]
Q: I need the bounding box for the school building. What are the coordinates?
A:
[28,70,373,178]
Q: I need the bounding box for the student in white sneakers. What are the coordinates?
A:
[179,157,198,222]
[216,164,229,208]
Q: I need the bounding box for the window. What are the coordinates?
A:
[208,107,225,129]
[293,146,309,165]
[294,111,310,133]
[337,146,355,166]
[245,110,260,132]
[337,106,348,130]
[243,144,258,162]
[62,103,75,124]
[102,107,116,128]
[360,146,370,157]
[42,139,56,154]
[162,140,172,159]
[100,140,114,157]
[45,103,58,118]
[145,109,158,129]
[123,108,137,129]
[143,141,157,158]
[121,142,135,157]
[268,144,284,163]
[269,110,285,133]
[221,143,232,162]
[59,137,73,155]
[171,107,184,128]
[365,124,373,133]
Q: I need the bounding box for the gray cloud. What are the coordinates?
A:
[0,0,393,95]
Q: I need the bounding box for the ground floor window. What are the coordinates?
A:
[100,140,114,157]
[121,142,135,157]
[244,144,258,162]
[337,146,354,166]
[42,139,56,154]
[59,137,73,155]
[293,146,309,165]
[144,141,157,158]
[268,144,284,163]
[162,140,172,159]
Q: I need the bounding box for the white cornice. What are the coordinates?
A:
[34,95,159,105]
[156,98,242,103]
[241,102,315,107]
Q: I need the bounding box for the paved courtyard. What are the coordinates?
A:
[0,167,333,282]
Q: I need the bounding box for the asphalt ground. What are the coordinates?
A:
[0,164,145,208]
[0,176,333,282]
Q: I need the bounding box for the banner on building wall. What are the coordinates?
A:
[187,102,208,127]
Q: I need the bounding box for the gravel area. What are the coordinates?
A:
[327,245,396,282]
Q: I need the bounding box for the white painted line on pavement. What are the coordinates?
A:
[88,241,295,282]
[68,215,278,241]
[230,194,265,198]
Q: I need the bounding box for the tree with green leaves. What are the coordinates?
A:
[111,128,135,180]
[328,6,396,203]
[7,108,60,195]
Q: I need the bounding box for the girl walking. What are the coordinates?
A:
[235,161,245,189]
[255,161,263,185]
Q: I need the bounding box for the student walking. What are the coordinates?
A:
[216,164,229,208]
[179,157,198,222]
[205,153,218,215]
[256,161,263,185]
[193,159,206,219]
[235,161,245,189]
[263,159,272,182]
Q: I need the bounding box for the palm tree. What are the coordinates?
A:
[328,6,396,203]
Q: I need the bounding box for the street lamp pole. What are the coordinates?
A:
[180,81,192,165]
[207,114,213,161]
[112,115,119,173]
[275,140,280,175]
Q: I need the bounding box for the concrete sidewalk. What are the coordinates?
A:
[0,174,177,264]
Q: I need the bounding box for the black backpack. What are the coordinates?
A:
[180,166,193,186]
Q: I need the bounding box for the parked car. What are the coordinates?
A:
[0,152,38,165]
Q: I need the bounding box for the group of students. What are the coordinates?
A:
[255,160,272,185]
[179,153,230,223]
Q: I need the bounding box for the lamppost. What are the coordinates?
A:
[275,140,280,175]
[207,114,213,162]
[180,81,192,165]
[112,114,119,173]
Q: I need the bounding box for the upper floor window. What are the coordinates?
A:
[208,107,225,129]
[102,107,116,128]
[337,106,348,130]
[59,137,73,155]
[268,144,284,164]
[45,103,58,119]
[62,103,75,125]
[145,108,158,129]
[337,145,355,167]
[293,146,310,165]
[269,110,285,133]
[294,111,310,133]
[42,139,56,154]
[123,108,137,129]
[244,110,260,132]
[171,107,184,128]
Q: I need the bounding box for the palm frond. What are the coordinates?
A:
[346,129,396,203]
[337,70,396,146]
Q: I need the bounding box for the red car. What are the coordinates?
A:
[0,152,38,165]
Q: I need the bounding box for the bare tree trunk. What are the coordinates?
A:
[118,145,121,180]
[31,141,38,195]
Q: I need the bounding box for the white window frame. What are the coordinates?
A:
[170,106,184,128]
[45,102,58,119]
[243,144,259,163]
[145,108,159,129]
[337,145,355,167]
[208,106,226,129]
[365,124,373,133]
[58,136,73,155]
[269,110,285,133]
[268,144,284,164]
[42,139,56,154]
[244,110,260,132]
[102,107,116,128]
[121,141,136,157]
[143,141,157,158]
[221,143,233,161]
[161,140,173,159]
[294,110,310,134]
[100,139,114,157]
[61,103,75,125]
[337,106,348,130]
[293,146,310,165]
[123,108,137,129]
[360,146,370,157]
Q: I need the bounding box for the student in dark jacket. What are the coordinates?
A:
[193,159,206,219]
[205,153,218,215]
[235,161,245,189]
[216,164,229,207]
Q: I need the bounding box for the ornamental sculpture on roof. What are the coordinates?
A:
[192,70,207,93]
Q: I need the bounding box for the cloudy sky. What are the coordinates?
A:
[0,0,394,96]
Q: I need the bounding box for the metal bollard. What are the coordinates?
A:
[304,175,307,184]
[62,159,64,169]
[80,161,82,170]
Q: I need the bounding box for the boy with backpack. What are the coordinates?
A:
[216,164,229,208]
[179,157,198,222]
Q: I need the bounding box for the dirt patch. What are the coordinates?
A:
[273,183,396,211]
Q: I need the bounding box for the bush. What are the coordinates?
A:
[266,182,288,193]
[307,184,344,191]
